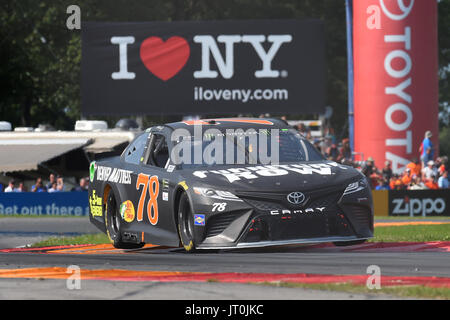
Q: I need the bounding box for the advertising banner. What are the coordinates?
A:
[0,192,89,216]
[353,0,439,173]
[388,190,450,217]
[81,20,326,116]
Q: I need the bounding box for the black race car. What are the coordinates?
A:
[88,118,373,252]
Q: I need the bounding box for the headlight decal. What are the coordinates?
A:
[343,179,367,195]
[193,187,243,202]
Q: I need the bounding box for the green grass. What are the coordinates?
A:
[370,224,450,242]
[31,233,110,247]
[258,282,450,299]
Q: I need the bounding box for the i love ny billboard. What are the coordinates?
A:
[81,20,326,116]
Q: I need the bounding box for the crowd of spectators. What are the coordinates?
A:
[293,124,449,190]
[0,174,89,193]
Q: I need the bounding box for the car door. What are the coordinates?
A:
[127,128,179,246]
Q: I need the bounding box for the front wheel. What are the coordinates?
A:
[177,192,197,252]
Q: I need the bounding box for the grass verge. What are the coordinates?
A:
[30,224,450,247]
[370,224,450,242]
[31,233,110,247]
[258,281,450,299]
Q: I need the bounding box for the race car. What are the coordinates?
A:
[88,118,373,252]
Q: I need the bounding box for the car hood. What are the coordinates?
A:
[182,161,363,193]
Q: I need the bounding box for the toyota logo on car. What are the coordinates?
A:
[287,192,305,205]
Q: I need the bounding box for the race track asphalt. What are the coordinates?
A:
[0,216,448,300]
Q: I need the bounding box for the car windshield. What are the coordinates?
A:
[171,128,324,168]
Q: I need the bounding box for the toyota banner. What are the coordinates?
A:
[353,0,439,173]
[81,19,326,116]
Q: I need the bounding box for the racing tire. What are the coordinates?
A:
[105,189,144,250]
[333,239,367,247]
[177,192,197,253]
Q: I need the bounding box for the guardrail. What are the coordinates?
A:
[0,192,88,216]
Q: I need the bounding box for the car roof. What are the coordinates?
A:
[162,117,291,133]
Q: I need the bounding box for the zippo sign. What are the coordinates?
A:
[353,0,439,173]
[81,20,326,116]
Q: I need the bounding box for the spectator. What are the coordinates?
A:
[4,179,18,193]
[425,176,439,190]
[362,157,377,177]
[439,156,448,174]
[409,176,427,190]
[422,160,437,181]
[313,139,322,153]
[438,171,449,189]
[295,123,309,137]
[56,176,65,192]
[17,182,26,192]
[338,138,352,162]
[323,126,337,144]
[46,173,56,190]
[393,179,403,190]
[326,143,340,162]
[381,161,393,183]
[389,175,401,190]
[401,168,413,186]
[419,130,434,166]
[72,178,88,192]
[31,177,46,192]
[48,182,58,193]
[375,177,391,190]
[406,158,422,177]
[319,136,333,157]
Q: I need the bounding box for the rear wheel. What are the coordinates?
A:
[177,192,197,252]
[105,189,144,249]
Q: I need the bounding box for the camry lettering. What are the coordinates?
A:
[270,207,326,215]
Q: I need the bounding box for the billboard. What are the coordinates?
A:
[0,192,89,216]
[372,189,450,217]
[389,190,449,217]
[353,0,438,173]
[81,20,326,116]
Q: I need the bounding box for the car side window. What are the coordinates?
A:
[124,133,149,165]
[146,133,169,168]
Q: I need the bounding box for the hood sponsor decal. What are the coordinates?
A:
[193,162,346,183]
[96,166,132,185]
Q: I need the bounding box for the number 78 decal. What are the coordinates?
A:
[136,173,160,225]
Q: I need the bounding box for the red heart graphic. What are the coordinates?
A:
[140,36,190,81]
